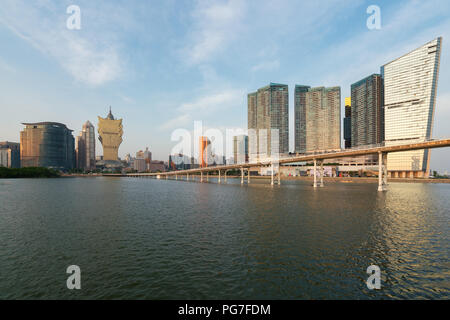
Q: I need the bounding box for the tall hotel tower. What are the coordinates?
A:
[295,86,341,153]
[97,108,123,162]
[382,37,442,178]
[248,83,289,161]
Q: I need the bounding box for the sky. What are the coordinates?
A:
[0,0,449,172]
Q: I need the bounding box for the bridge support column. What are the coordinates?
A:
[201,172,203,183]
[224,170,228,183]
[320,160,324,187]
[378,152,387,192]
[176,175,178,180]
[241,167,244,184]
[187,173,189,181]
[271,164,274,185]
[207,172,209,182]
[248,169,250,184]
[313,159,317,188]
[218,170,221,183]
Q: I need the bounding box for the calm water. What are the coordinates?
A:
[0,177,448,299]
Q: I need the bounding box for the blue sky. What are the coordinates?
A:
[0,0,449,172]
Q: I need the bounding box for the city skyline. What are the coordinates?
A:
[1,1,450,172]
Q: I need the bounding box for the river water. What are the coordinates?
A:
[0,177,448,299]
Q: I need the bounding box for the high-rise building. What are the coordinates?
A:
[382,37,442,178]
[20,122,75,170]
[351,74,384,148]
[0,141,20,168]
[75,121,96,171]
[133,158,146,173]
[199,136,211,168]
[343,97,352,149]
[248,83,289,162]
[98,107,123,162]
[295,86,341,153]
[233,135,248,164]
[135,147,152,172]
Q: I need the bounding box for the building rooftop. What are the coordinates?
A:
[21,122,73,131]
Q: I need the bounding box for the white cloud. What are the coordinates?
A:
[118,94,135,104]
[0,1,122,86]
[160,88,245,130]
[182,0,247,65]
[159,114,191,130]
[251,60,280,72]
[0,58,15,73]
[178,89,243,113]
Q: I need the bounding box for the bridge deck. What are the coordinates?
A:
[126,139,450,177]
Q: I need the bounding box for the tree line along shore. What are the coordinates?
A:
[0,167,60,178]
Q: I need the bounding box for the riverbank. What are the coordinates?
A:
[0,167,60,178]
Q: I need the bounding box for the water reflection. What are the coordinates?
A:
[0,178,448,299]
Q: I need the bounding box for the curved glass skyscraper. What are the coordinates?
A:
[382,37,442,178]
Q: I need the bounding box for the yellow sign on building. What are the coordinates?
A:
[345,97,351,107]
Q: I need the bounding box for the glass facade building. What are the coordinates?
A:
[295,86,341,153]
[233,135,249,164]
[382,37,442,177]
[20,122,75,170]
[75,121,96,171]
[350,74,384,147]
[248,83,289,162]
[0,141,20,168]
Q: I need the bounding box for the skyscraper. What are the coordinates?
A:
[135,147,152,171]
[199,136,211,168]
[0,141,20,168]
[233,135,248,164]
[248,83,289,162]
[75,121,96,171]
[343,97,352,149]
[295,86,341,153]
[20,122,75,170]
[351,74,384,147]
[98,107,123,162]
[382,37,442,178]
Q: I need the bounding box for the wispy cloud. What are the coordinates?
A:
[159,114,191,130]
[0,57,15,73]
[0,0,123,86]
[160,88,245,130]
[251,60,280,72]
[182,0,247,65]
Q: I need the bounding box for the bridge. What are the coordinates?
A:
[126,138,450,191]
